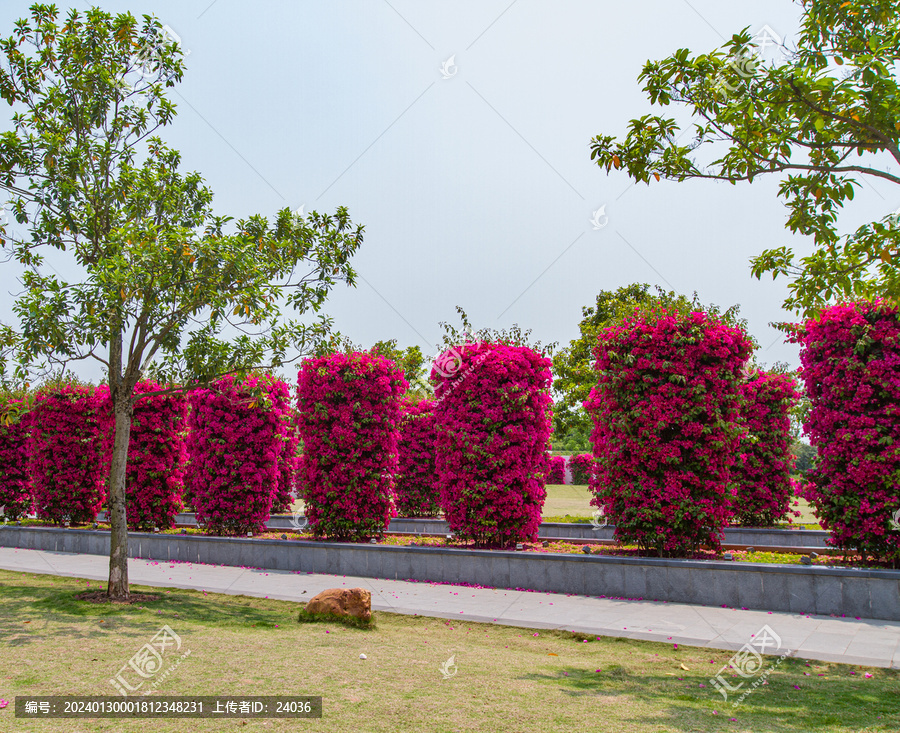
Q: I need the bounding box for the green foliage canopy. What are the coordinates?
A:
[589,0,900,317]
[0,4,363,388]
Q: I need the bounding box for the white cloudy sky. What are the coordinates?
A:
[0,0,896,380]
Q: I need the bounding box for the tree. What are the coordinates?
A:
[0,5,364,599]
[552,284,661,444]
[748,359,810,442]
[791,439,817,475]
[436,305,557,355]
[550,420,590,453]
[314,335,428,397]
[589,0,900,317]
[552,284,748,444]
[369,340,426,391]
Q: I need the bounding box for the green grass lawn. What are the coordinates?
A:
[294,485,822,527]
[542,484,597,520]
[0,570,895,732]
[289,485,595,520]
[540,486,822,528]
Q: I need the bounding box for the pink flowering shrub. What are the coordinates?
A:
[98,382,187,531]
[547,455,566,485]
[296,352,407,539]
[273,410,299,515]
[432,342,552,546]
[395,398,441,517]
[790,301,900,562]
[731,372,799,526]
[185,374,286,535]
[28,384,108,525]
[0,398,33,520]
[267,379,296,515]
[585,309,753,556]
[569,453,594,485]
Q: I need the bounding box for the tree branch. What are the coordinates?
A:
[787,77,900,164]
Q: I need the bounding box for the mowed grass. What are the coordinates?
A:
[542,484,595,520]
[292,486,822,527]
[289,485,594,520]
[540,486,821,528]
[1,570,896,732]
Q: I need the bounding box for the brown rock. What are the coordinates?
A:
[304,588,371,621]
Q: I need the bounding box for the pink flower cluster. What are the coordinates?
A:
[395,398,441,517]
[268,380,297,515]
[585,310,753,556]
[432,342,553,546]
[790,301,900,562]
[547,455,566,485]
[0,399,33,520]
[296,352,407,539]
[569,453,594,485]
[28,385,108,525]
[185,374,286,535]
[98,381,187,531]
[731,372,799,526]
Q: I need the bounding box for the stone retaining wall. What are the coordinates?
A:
[93,513,831,549]
[3,526,897,622]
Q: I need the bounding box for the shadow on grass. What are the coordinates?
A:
[296,606,376,630]
[517,653,899,732]
[0,571,297,645]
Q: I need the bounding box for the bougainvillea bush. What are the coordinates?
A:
[296,352,407,539]
[185,374,286,535]
[569,453,594,485]
[547,455,566,485]
[100,381,187,531]
[790,300,900,563]
[0,397,33,520]
[585,308,753,556]
[395,398,441,517]
[268,380,296,515]
[273,410,299,515]
[731,371,799,526]
[28,384,108,525]
[432,342,553,546]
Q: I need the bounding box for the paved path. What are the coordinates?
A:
[1,547,898,669]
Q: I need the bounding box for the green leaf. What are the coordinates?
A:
[587,1,900,318]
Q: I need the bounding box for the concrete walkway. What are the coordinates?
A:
[1,547,898,669]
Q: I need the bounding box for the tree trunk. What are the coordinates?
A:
[107,393,133,599]
[106,323,134,601]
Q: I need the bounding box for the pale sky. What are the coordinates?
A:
[1,0,896,380]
